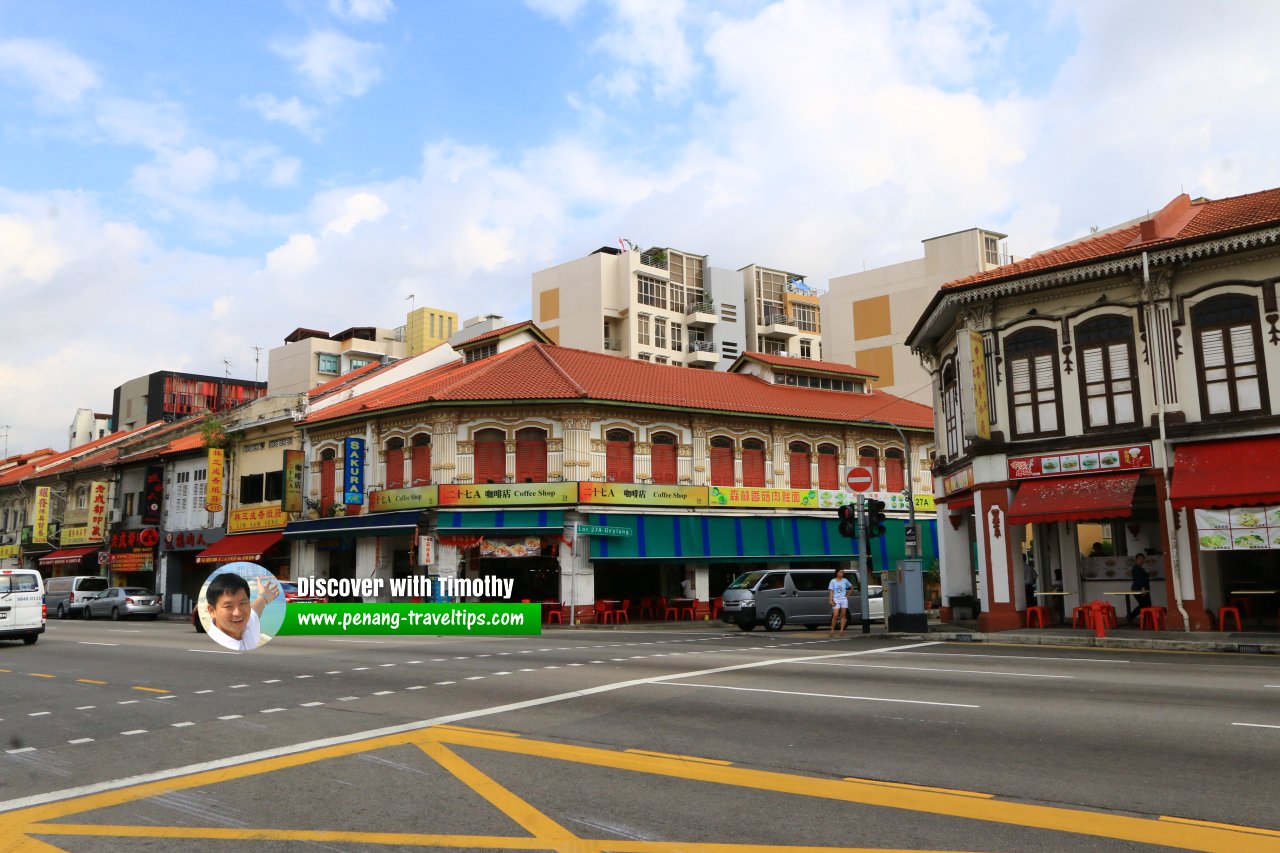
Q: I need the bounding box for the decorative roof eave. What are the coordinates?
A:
[300,395,932,433]
[908,223,1280,353]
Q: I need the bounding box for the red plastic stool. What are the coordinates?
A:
[1218,606,1242,632]
[1138,607,1165,630]
[1229,597,1256,618]
[1025,606,1051,628]
[1071,606,1092,629]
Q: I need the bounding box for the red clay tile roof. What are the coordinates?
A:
[943,187,1280,291]
[454,321,551,347]
[732,352,878,378]
[0,420,188,486]
[304,342,932,429]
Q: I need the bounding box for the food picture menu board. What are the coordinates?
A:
[1008,444,1151,479]
[1194,507,1280,550]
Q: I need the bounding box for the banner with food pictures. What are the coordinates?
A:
[1193,507,1280,550]
[478,536,542,558]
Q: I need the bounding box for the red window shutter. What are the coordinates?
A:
[742,449,766,487]
[475,439,505,484]
[789,452,811,489]
[651,444,677,484]
[386,448,405,489]
[885,457,905,493]
[710,446,734,486]
[516,439,547,482]
[320,459,335,514]
[817,453,839,490]
[859,455,880,489]
[606,441,633,482]
[411,445,432,486]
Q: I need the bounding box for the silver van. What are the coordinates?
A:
[720,568,863,632]
[45,575,109,619]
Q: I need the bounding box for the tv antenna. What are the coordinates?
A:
[251,346,263,382]
[0,425,9,458]
[222,357,232,379]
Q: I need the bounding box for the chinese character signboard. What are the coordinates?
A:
[227,506,288,533]
[282,449,305,514]
[206,449,225,512]
[957,329,990,442]
[109,527,159,571]
[1007,444,1151,480]
[438,483,578,507]
[370,485,440,513]
[32,486,51,544]
[88,480,108,541]
[142,465,164,525]
[579,483,708,507]
[344,438,365,505]
[61,525,92,546]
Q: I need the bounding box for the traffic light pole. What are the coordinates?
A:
[858,494,871,634]
[867,419,916,556]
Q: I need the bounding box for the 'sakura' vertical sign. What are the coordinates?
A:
[344,438,366,505]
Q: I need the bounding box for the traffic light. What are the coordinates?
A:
[864,498,887,540]
[837,504,858,539]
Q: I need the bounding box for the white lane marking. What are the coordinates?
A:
[261,708,287,714]
[336,697,358,702]
[295,675,312,679]
[121,730,147,736]
[590,661,604,664]
[172,722,194,728]
[300,702,325,707]
[476,654,491,658]
[543,666,560,670]
[67,739,93,745]
[372,691,394,696]
[518,669,535,673]
[117,700,138,705]
[379,664,396,668]
[263,679,281,684]
[75,706,95,711]
[665,682,980,709]
[218,715,242,720]
[157,696,177,700]
[325,671,342,675]
[406,660,423,664]
[431,659,446,662]
[77,642,118,647]
[1266,685,1280,689]
[0,641,942,815]
[28,712,50,717]
[188,649,239,654]
[229,684,249,689]
[792,661,1075,679]
[1234,722,1280,730]
[405,686,426,691]
[434,681,455,686]
[352,667,370,671]
[193,690,213,695]
[6,748,36,754]
[493,671,512,676]
[878,650,1130,664]
[567,663,584,667]
[466,676,485,681]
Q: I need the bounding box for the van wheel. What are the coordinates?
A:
[56,603,66,619]
[111,607,120,621]
[23,635,38,645]
[736,620,755,632]
[764,609,785,632]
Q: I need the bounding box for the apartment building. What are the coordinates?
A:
[404,306,459,356]
[112,371,267,433]
[823,228,1009,404]
[533,246,824,370]
[266,326,408,395]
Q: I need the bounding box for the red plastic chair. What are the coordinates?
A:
[1071,606,1092,629]
[614,599,631,624]
[662,597,680,621]
[594,600,616,625]
[1218,606,1242,632]
[1138,607,1165,631]
[710,597,723,620]
[637,597,656,620]
[1025,606,1051,629]
[546,603,564,624]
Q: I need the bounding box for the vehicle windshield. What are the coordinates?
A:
[727,571,768,590]
[123,587,152,595]
[279,582,299,593]
[80,578,108,591]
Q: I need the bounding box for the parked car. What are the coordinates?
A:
[0,568,45,645]
[44,575,109,619]
[81,587,162,620]
[277,581,326,604]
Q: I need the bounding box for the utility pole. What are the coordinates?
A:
[0,425,9,458]
[252,346,263,383]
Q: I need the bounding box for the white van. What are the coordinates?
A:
[0,568,46,645]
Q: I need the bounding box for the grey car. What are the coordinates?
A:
[81,587,162,620]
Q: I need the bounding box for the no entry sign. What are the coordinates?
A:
[845,466,874,493]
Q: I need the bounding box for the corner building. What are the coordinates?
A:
[287,322,933,620]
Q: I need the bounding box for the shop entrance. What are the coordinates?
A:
[473,555,560,601]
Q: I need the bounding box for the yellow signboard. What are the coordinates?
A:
[282,449,305,514]
[370,485,440,513]
[0,544,19,559]
[228,506,287,533]
[439,483,578,507]
[709,487,818,508]
[32,486,51,544]
[88,480,109,542]
[206,449,225,512]
[61,525,93,546]
[579,482,708,507]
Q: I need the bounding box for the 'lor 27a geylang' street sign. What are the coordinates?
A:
[575,524,633,537]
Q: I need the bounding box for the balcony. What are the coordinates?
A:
[640,250,668,270]
[685,300,718,326]
[603,338,623,352]
[686,340,719,366]
[759,311,799,338]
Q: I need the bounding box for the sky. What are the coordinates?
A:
[3,0,1280,455]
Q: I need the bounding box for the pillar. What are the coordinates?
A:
[974,486,1021,632]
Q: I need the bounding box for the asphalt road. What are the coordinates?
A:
[2,619,1279,852]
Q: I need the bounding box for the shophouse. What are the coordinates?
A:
[284,322,933,619]
[908,189,1280,632]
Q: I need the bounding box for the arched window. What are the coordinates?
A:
[1005,327,1062,438]
[651,432,678,485]
[884,447,905,493]
[1077,315,1139,428]
[709,436,735,486]
[384,437,405,490]
[515,427,548,483]
[606,429,634,482]
[941,360,962,458]
[817,444,840,490]
[474,429,506,484]
[319,447,337,514]
[1192,293,1268,416]
[788,441,812,490]
[410,433,432,486]
[858,445,880,490]
[76,486,88,510]
[742,438,767,488]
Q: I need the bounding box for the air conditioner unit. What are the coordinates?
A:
[108,508,122,524]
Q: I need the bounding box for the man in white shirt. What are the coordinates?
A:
[828,567,854,637]
[205,572,279,652]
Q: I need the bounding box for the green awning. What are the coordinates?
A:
[588,514,857,561]
[436,510,565,534]
[869,517,940,573]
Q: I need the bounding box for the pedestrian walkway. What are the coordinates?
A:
[924,621,1280,654]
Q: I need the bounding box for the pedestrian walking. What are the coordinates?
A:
[828,567,853,637]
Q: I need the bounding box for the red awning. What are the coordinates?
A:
[942,493,974,511]
[1009,473,1139,525]
[195,531,284,564]
[38,546,101,567]
[1171,436,1280,509]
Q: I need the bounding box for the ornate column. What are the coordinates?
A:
[733,446,743,487]
[589,438,607,481]
[1139,267,1180,414]
[504,439,517,482]
[635,441,652,482]
[770,427,787,488]
[547,437,564,480]
[559,414,591,483]
[455,440,474,484]
[430,412,459,485]
[689,421,708,486]
[678,443,694,484]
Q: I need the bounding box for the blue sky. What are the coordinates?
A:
[3,0,1280,453]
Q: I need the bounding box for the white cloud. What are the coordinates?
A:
[0,38,98,104]
[274,31,383,100]
[243,93,322,134]
[132,146,223,197]
[265,233,319,275]
[322,191,390,236]
[268,156,303,187]
[94,97,189,151]
[592,0,699,99]
[329,0,396,22]
[525,0,588,23]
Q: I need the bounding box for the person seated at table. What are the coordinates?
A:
[1127,553,1152,625]
[680,574,695,599]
